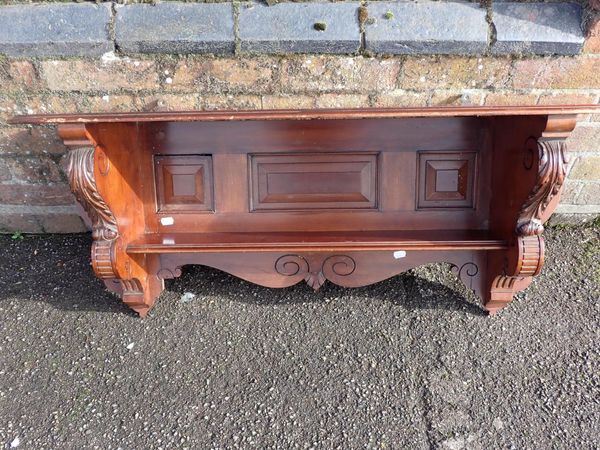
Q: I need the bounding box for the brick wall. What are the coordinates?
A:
[0,1,599,232]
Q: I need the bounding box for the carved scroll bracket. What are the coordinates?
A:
[66,146,119,279]
[516,138,568,236]
[66,147,118,241]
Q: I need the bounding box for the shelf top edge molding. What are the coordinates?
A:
[10,105,600,125]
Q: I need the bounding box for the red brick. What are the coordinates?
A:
[577,182,600,204]
[1,94,89,126]
[315,94,370,108]
[0,60,41,92]
[137,94,198,112]
[484,93,539,106]
[262,95,315,109]
[560,180,582,203]
[38,213,88,233]
[280,56,401,93]
[171,58,276,93]
[39,59,159,92]
[200,95,262,110]
[0,184,74,206]
[0,94,19,124]
[0,213,42,233]
[537,93,599,105]
[3,156,64,184]
[512,57,600,89]
[566,124,600,153]
[0,158,9,181]
[429,91,484,106]
[373,91,430,107]
[81,94,137,113]
[569,155,600,180]
[0,127,66,156]
[399,57,511,90]
[584,17,600,54]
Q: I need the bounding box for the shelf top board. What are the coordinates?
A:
[10,105,600,125]
[126,230,508,254]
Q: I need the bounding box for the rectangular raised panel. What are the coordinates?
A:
[417,151,476,209]
[155,155,213,213]
[250,153,378,211]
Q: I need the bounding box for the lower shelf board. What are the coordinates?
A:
[126,230,508,254]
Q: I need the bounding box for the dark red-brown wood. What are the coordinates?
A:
[11,106,599,317]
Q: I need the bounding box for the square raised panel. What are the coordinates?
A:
[417,151,476,209]
[250,153,378,211]
[155,155,213,213]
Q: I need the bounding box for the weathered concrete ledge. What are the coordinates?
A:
[0,1,587,57]
[0,3,113,57]
[492,2,585,55]
[239,2,361,54]
[115,3,235,54]
[365,1,489,55]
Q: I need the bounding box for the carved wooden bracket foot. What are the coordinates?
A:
[483,235,544,315]
[485,275,532,315]
[119,276,164,317]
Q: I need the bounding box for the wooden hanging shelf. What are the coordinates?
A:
[11,105,600,317]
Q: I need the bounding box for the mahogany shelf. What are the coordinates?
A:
[12,105,600,317]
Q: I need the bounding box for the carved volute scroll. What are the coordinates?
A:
[275,254,357,290]
[516,139,569,236]
[450,262,479,290]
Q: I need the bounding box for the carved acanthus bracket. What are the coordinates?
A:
[516,139,569,236]
[66,147,118,241]
[65,146,119,279]
[275,254,356,290]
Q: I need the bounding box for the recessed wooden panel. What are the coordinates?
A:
[417,151,476,209]
[250,153,378,211]
[155,155,213,213]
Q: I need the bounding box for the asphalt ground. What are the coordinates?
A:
[0,224,598,449]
